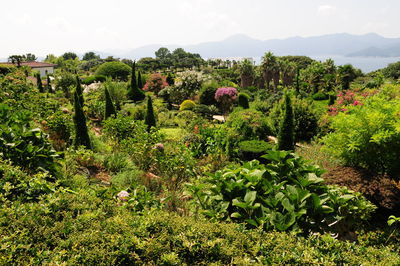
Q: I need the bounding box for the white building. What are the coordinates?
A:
[2,61,57,77]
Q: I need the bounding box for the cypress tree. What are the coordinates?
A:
[36,73,44,93]
[144,95,156,132]
[238,93,250,109]
[127,61,145,102]
[47,75,53,93]
[73,91,92,149]
[295,68,300,93]
[277,93,295,151]
[104,87,116,119]
[137,71,144,89]
[75,76,84,106]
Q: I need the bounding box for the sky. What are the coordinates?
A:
[1,0,399,58]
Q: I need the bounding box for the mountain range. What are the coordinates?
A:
[103,33,400,60]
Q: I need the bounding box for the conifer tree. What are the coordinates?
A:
[277,93,295,151]
[75,76,84,106]
[47,75,53,93]
[137,71,144,89]
[127,61,145,102]
[144,95,156,132]
[36,73,44,93]
[73,91,92,149]
[104,87,116,119]
[238,93,250,109]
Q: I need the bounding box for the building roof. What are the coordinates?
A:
[0,61,57,68]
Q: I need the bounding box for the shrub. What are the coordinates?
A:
[269,96,319,142]
[238,140,272,161]
[191,104,217,119]
[143,73,168,94]
[323,92,400,176]
[312,92,328,101]
[95,61,131,81]
[0,64,15,75]
[187,150,376,234]
[0,104,59,176]
[103,114,138,142]
[179,99,196,111]
[199,85,217,105]
[127,62,145,102]
[45,111,73,150]
[104,87,116,119]
[225,109,271,143]
[238,92,250,109]
[215,87,237,115]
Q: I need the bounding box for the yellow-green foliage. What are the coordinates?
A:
[179,99,196,111]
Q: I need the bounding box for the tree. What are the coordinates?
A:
[62,52,78,60]
[8,55,24,67]
[25,53,37,61]
[127,61,145,102]
[382,61,400,80]
[73,92,92,149]
[47,75,53,93]
[95,61,131,81]
[261,52,279,91]
[155,47,171,60]
[104,87,116,119]
[144,96,156,132]
[36,73,44,93]
[75,76,84,106]
[277,93,295,151]
[337,64,359,90]
[239,59,255,88]
[137,71,144,89]
[82,51,100,61]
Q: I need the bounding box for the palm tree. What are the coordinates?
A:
[261,52,279,91]
[239,59,255,88]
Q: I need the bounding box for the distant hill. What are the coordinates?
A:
[111,33,400,59]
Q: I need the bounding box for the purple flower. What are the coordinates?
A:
[215,87,237,102]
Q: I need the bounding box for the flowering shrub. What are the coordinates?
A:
[324,91,400,176]
[328,90,365,115]
[143,73,169,94]
[215,87,237,115]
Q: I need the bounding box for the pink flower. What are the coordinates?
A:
[215,87,237,102]
[117,190,130,201]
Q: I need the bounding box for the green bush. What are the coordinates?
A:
[238,140,272,161]
[312,92,329,101]
[225,109,271,143]
[103,114,139,142]
[179,99,196,111]
[238,92,250,109]
[269,96,319,142]
[199,85,217,105]
[45,110,73,150]
[187,150,376,234]
[0,104,59,175]
[323,92,400,176]
[95,61,131,81]
[191,104,217,119]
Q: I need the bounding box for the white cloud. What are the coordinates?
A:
[317,5,337,16]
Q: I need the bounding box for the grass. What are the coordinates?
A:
[160,127,186,142]
[296,142,341,171]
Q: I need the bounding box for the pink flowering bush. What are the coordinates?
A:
[328,90,364,116]
[117,190,130,201]
[215,87,237,115]
[143,73,169,94]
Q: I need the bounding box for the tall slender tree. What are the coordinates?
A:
[137,71,144,89]
[47,75,53,93]
[73,91,91,149]
[104,87,116,119]
[128,61,145,102]
[75,76,84,106]
[36,73,44,93]
[144,95,156,132]
[277,93,295,151]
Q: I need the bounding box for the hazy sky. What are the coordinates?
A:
[1,0,399,58]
